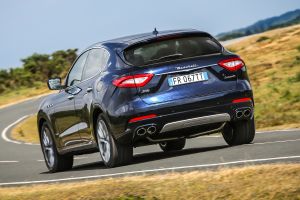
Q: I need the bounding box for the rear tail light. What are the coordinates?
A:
[232,97,252,103]
[129,114,157,123]
[218,57,245,71]
[113,74,154,88]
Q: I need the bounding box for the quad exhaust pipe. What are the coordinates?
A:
[147,125,157,135]
[136,127,146,136]
[236,111,243,118]
[235,108,252,119]
[136,125,157,136]
[243,109,251,117]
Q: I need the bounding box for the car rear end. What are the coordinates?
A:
[108,31,254,146]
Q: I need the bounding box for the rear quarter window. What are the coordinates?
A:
[124,36,221,66]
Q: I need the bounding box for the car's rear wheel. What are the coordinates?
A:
[222,117,255,146]
[159,138,186,152]
[96,115,133,167]
[40,123,73,172]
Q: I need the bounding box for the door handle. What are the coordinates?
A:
[68,95,74,100]
[86,87,93,93]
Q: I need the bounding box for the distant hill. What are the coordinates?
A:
[217,9,300,41]
[225,25,300,129]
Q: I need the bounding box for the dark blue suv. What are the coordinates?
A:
[38,29,255,172]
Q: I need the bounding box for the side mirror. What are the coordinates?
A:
[47,78,64,90]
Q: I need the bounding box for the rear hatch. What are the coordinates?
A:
[121,33,238,104]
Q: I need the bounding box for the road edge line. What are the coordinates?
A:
[0,155,299,186]
[1,115,29,144]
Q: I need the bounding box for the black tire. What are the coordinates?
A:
[40,123,73,172]
[96,115,133,168]
[159,138,186,152]
[222,117,255,146]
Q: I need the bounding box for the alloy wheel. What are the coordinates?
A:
[42,127,55,168]
[97,120,111,163]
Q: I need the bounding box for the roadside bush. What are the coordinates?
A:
[0,49,77,94]
[256,36,270,42]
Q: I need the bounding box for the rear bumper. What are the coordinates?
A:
[112,89,253,145]
[160,113,230,133]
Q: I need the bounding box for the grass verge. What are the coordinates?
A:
[0,164,299,200]
[225,25,300,129]
[0,84,50,108]
[11,114,39,144]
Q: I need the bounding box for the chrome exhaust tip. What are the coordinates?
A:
[147,126,157,135]
[243,109,251,117]
[236,111,243,118]
[136,127,146,136]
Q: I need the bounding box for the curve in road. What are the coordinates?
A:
[0,96,299,187]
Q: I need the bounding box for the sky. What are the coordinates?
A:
[0,0,299,69]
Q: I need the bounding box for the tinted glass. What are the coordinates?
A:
[82,48,109,80]
[67,51,88,87]
[124,36,221,66]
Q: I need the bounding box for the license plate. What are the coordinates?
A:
[168,72,208,86]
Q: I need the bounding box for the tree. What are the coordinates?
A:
[0,49,78,94]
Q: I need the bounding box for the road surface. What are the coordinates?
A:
[0,96,299,186]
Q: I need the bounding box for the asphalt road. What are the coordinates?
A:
[0,96,299,186]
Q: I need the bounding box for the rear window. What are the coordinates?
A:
[124,36,222,66]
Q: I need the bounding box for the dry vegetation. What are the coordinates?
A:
[11,114,39,144]
[0,164,299,200]
[0,86,50,108]
[226,25,300,129]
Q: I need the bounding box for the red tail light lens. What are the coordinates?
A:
[218,57,245,71]
[113,74,154,88]
[129,114,157,123]
[232,97,252,103]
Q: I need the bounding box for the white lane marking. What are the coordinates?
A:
[37,157,89,162]
[1,115,39,145]
[1,115,29,144]
[25,142,39,145]
[248,139,300,145]
[0,161,19,163]
[256,128,300,133]
[202,128,300,138]
[1,155,300,186]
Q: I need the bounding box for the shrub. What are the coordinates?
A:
[256,36,270,42]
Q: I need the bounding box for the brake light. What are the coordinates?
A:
[129,114,157,123]
[113,74,154,88]
[232,97,252,103]
[218,57,245,71]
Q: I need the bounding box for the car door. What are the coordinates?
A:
[52,51,89,147]
[74,48,109,143]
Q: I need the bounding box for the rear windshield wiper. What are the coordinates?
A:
[146,53,184,64]
[156,53,184,61]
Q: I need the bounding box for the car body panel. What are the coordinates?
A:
[130,55,238,104]
[37,29,254,155]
